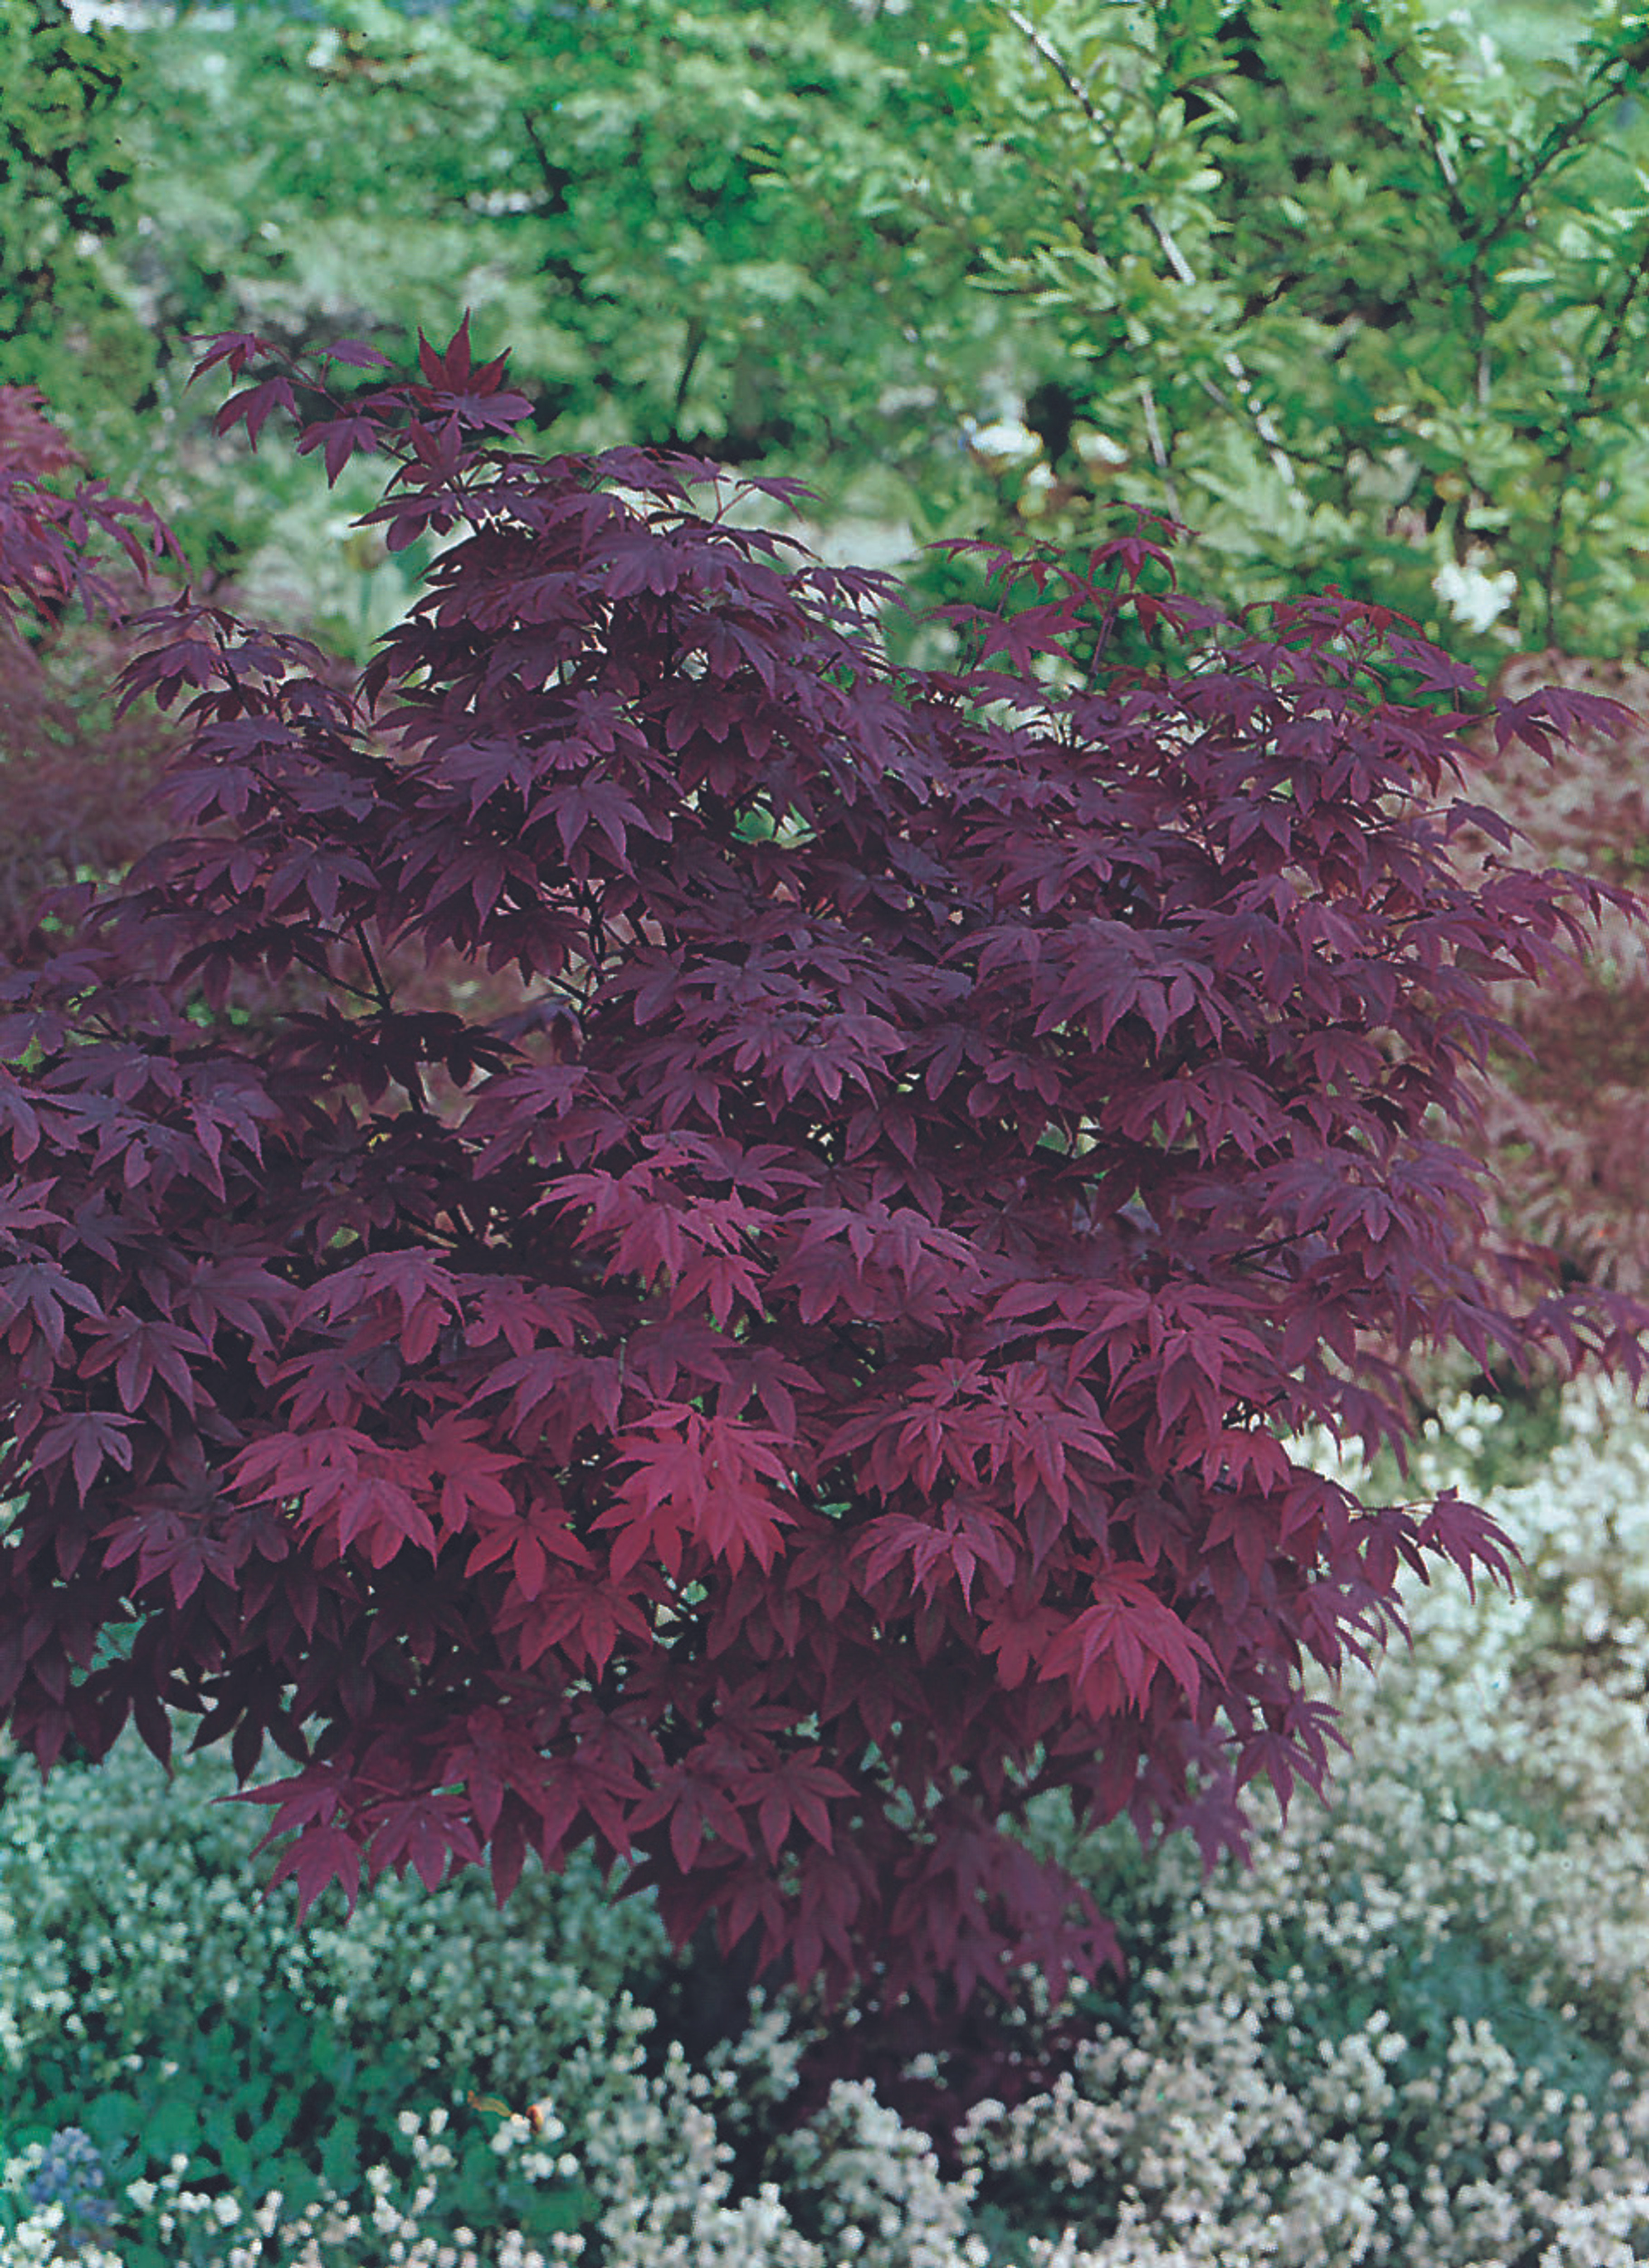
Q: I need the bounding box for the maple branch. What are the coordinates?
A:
[351,914,397,1014]
[1219,1226,1327,1271]
[348,914,445,1133]
[291,933,380,1008]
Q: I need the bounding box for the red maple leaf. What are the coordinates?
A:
[0,315,1629,2050]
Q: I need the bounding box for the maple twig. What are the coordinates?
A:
[292,934,379,1008]
[351,914,396,1014]
[349,913,441,1126]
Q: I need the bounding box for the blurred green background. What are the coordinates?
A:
[10,0,1649,673]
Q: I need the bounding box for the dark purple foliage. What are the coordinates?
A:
[0,323,1641,2027]
[1454,650,1649,1298]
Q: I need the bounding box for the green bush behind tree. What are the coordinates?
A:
[0,0,155,443]
[14,0,1649,672]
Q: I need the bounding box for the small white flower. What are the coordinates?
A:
[1073,427,1132,470]
[1433,552,1518,631]
[962,415,1041,468]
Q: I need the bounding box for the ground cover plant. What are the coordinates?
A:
[0,320,1644,2076]
[9,1381,1649,2263]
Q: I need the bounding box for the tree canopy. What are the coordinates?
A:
[0,323,1640,2031]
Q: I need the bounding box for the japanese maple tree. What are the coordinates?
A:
[0,320,1641,2025]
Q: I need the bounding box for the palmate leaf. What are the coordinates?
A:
[595,1408,798,1577]
[1039,1564,1217,1714]
[0,318,1640,2058]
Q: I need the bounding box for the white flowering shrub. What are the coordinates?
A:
[0,1729,663,2097]
[3,2106,592,2268]
[953,1380,1649,2265]
[0,1729,663,2264]
[12,1379,1649,2266]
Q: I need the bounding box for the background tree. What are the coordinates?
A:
[81,0,1020,653]
[0,0,155,453]
[1452,647,1649,1300]
[937,0,1649,658]
[0,325,1640,2051]
[40,0,1649,679]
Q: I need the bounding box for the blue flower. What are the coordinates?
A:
[24,2127,115,2235]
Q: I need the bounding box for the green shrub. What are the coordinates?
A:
[0,1731,664,2263]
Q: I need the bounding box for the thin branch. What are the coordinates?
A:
[1003,3,1297,488]
[671,319,708,440]
[1475,57,1644,263]
[1346,7,1639,419]
[351,913,438,1121]
[518,108,561,202]
[1344,5,1470,233]
[1537,213,1649,645]
[351,914,396,1014]
[1137,379,1180,518]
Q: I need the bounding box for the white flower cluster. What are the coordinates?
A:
[0,1745,662,2107]
[777,2079,988,2266]
[0,2112,588,2268]
[945,1380,1649,2263]
[1433,550,1519,634]
[0,2139,125,2268]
